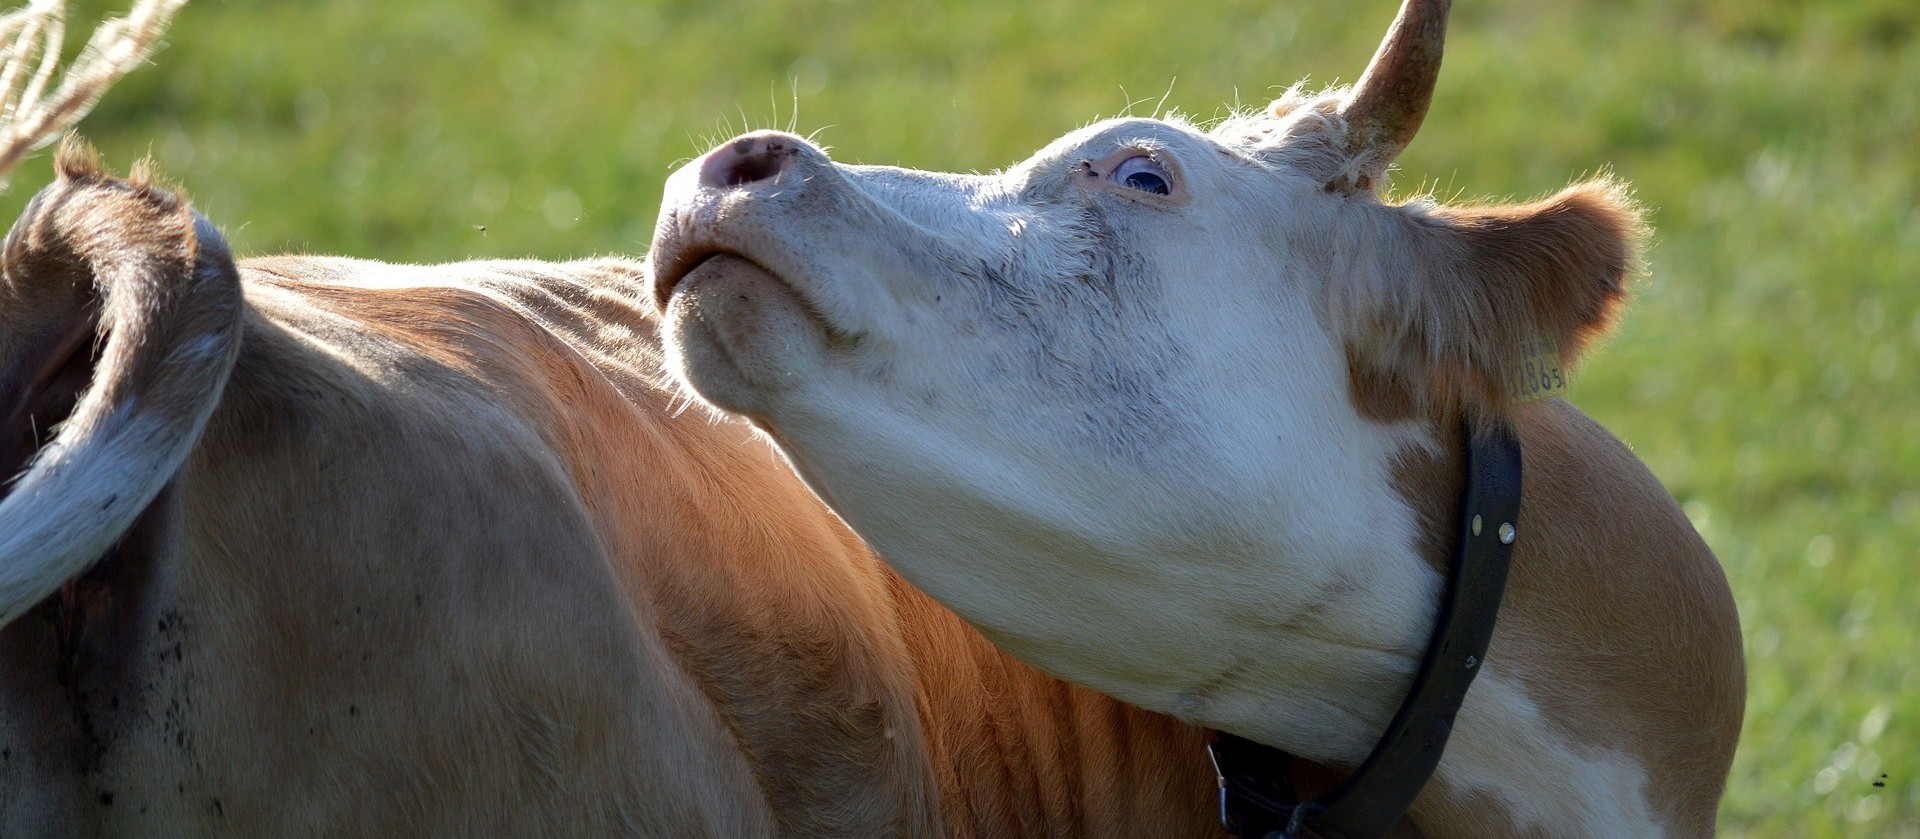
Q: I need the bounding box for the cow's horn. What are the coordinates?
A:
[1337,0,1451,177]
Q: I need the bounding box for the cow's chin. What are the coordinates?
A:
[663,254,829,418]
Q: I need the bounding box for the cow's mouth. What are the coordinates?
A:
[650,241,860,351]
[650,245,735,311]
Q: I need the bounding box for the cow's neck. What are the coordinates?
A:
[1380,417,1666,838]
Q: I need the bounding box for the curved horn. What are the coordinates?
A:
[1338,0,1451,175]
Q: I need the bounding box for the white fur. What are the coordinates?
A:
[654,115,1657,830]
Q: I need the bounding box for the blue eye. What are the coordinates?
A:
[1110,155,1172,196]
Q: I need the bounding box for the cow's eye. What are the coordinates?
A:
[1110,156,1172,196]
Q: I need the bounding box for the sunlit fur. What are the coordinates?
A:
[653,87,1742,836]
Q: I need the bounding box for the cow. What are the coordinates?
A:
[0,147,1254,836]
[647,0,1746,836]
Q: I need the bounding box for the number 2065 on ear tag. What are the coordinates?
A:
[1509,338,1568,403]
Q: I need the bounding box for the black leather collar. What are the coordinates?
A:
[1209,423,1524,839]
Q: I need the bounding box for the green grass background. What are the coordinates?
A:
[8,0,1914,834]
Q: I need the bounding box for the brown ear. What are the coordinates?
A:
[1339,178,1646,421]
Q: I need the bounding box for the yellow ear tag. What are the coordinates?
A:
[1509,338,1568,403]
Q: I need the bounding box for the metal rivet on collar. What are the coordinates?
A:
[1464,655,1478,669]
[1498,522,1516,544]
[1471,515,1483,537]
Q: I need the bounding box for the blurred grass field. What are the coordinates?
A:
[10,0,1915,834]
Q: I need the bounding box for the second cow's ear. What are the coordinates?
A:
[1335,178,1646,421]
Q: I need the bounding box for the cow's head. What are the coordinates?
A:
[648,0,1643,760]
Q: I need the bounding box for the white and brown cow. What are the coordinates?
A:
[0,147,1254,836]
[649,0,1745,836]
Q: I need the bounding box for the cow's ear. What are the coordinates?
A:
[1336,178,1645,421]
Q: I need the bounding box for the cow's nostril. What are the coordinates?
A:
[699,135,793,189]
[725,150,783,186]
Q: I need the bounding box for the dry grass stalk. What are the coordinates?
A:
[0,0,186,185]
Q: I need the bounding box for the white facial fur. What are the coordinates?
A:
[652,110,1456,762]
